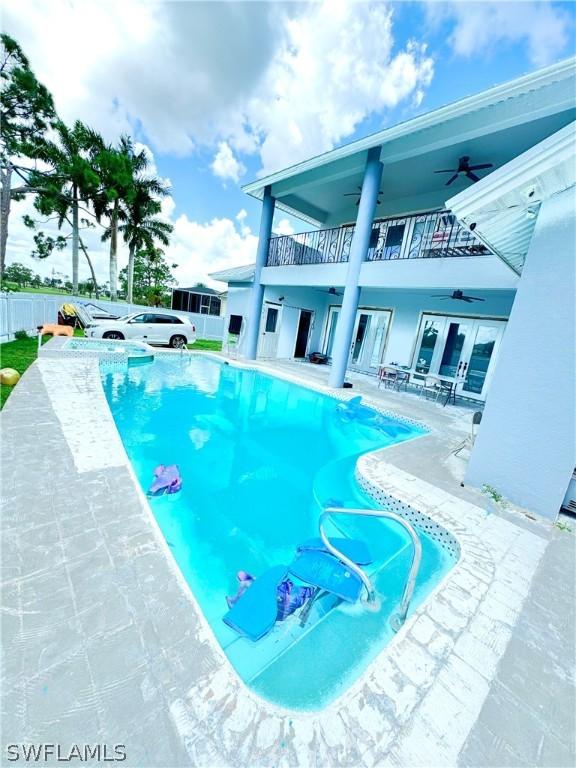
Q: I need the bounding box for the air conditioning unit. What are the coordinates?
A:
[562,468,576,514]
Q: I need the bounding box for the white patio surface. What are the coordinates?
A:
[1,350,574,767]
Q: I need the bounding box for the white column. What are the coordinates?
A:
[328,147,383,387]
[244,186,275,359]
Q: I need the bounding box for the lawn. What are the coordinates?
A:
[189,338,222,351]
[0,333,222,408]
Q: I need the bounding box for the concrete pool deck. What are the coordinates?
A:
[1,351,574,767]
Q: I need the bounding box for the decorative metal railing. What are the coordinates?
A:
[266,210,490,267]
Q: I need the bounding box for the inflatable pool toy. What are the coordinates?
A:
[147,464,182,496]
[39,323,74,337]
[0,368,21,386]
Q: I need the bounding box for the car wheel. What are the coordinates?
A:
[103,331,125,340]
[170,334,187,348]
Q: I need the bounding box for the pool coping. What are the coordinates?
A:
[1,350,553,767]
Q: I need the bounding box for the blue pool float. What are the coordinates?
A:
[336,396,413,436]
[223,536,374,641]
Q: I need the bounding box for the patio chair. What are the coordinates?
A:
[378,366,397,389]
[418,375,441,400]
[394,370,410,392]
[450,411,483,456]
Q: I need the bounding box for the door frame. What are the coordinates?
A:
[322,304,393,372]
[293,308,314,358]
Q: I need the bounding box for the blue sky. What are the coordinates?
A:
[4,0,575,287]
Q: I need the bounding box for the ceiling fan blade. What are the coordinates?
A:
[343,193,360,197]
[434,169,456,174]
[461,297,474,303]
[468,163,493,171]
[466,171,480,182]
[445,174,459,186]
[467,296,486,302]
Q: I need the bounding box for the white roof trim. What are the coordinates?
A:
[243,57,576,199]
[447,121,576,274]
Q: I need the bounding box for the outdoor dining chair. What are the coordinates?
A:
[378,366,397,389]
[418,375,442,400]
[394,370,411,392]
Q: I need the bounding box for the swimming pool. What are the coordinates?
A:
[103,355,456,710]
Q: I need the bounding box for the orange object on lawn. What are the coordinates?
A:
[40,324,74,337]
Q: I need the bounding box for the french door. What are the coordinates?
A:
[324,307,391,374]
[413,313,506,400]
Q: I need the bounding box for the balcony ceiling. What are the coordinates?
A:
[243,58,575,229]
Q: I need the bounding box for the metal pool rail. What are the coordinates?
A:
[321,507,423,630]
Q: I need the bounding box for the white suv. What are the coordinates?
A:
[85,311,197,348]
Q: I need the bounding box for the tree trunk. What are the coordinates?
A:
[127,244,135,304]
[109,200,118,301]
[78,236,100,299]
[0,164,12,280]
[71,183,79,293]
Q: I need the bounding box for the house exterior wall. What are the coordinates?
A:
[466,186,576,520]
[223,282,515,366]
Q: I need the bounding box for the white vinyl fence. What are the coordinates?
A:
[0,292,225,343]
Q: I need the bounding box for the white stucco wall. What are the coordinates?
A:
[223,284,330,357]
[466,186,576,520]
[223,280,515,369]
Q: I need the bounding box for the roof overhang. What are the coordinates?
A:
[242,58,576,228]
[209,264,255,284]
[447,121,576,275]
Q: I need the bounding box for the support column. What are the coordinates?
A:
[328,146,383,387]
[244,185,275,360]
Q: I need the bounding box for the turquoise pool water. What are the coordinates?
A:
[103,355,456,710]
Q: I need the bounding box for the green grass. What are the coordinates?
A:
[0,333,222,408]
[189,338,222,351]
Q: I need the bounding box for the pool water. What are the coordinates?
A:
[103,355,456,710]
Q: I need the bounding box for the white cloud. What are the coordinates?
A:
[211,141,246,183]
[168,215,258,289]
[272,218,295,236]
[3,0,435,177]
[429,1,573,67]
[238,3,435,175]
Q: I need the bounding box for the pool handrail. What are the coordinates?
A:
[320,506,423,630]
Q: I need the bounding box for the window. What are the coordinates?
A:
[130,314,149,324]
[265,307,279,333]
[149,314,182,324]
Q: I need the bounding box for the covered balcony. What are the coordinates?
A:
[267,210,490,268]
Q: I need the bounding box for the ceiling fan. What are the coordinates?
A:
[431,290,485,303]
[314,286,344,296]
[434,156,494,186]
[343,185,383,206]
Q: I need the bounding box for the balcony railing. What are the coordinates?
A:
[266,210,490,267]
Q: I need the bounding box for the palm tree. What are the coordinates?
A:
[94,136,150,302]
[29,119,103,293]
[119,179,173,303]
